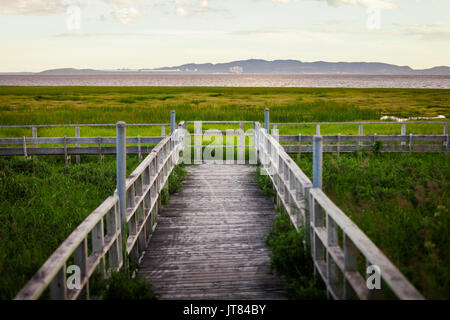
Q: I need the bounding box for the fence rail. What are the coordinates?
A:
[0,136,163,158]
[270,121,448,136]
[255,121,424,300]
[14,123,184,300]
[277,134,448,154]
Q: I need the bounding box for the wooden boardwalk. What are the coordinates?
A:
[138,164,286,300]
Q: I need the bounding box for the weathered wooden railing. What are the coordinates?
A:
[270,121,448,137]
[254,121,424,300]
[269,118,449,154]
[277,134,448,154]
[0,123,170,162]
[14,123,184,300]
[0,136,163,158]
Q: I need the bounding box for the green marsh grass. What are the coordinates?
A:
[0,155,141,299]
[0,87,448,138]
[293,152,450,299]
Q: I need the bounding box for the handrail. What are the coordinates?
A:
[271,121,448,125]
[14,196,121,300]
[309,188,423,300]
[14,127,184,300]
[0,123,169,128]
[254,122,424,300]
[276,134,449,154]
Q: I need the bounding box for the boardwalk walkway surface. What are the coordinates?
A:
[138,164,286,300]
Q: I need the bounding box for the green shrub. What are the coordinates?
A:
[265,211,327,300]
[168,164,188,194]
[161,187,169,205]
[254,167,276,198]
[161,164,188,205]
[95,272,157,300]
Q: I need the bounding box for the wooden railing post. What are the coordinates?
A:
[170,110,176,135]
[401,123,406,147]
[265,108,270,134]
[22,136,28,160]
[313,135,323,189]
[298,133,302,159]
[359,123,364,148]
[75,126,80,164]
[116,121,127,248]
[337,133,341,156]
[32,126,37,149]
[444,123,448,152]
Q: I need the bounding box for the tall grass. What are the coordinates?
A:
[293,152,450,299]
[1,86,448,126]
[254,168,326,299]
[0,155,141,299]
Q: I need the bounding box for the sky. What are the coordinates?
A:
[0,0,449,72]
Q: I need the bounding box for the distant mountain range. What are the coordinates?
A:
[2,59,450,75]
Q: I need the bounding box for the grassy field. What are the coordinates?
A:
[0,155,141,299]
[294,152,450,299]
[0,86,448,138]
[0,86,448,299]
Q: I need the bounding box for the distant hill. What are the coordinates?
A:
[3,59,450,75]
[38,68,109,75]
[154,59,450,75]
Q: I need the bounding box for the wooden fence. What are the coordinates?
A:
[277,134,448,154]
[14,123,184,300]
[270,121,448,137]
[254,121,424,300]
[0,123,169,162]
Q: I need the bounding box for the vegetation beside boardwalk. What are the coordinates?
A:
[293,152,450,299]
[0,86,448,138]
[255,168,326,299]
[0,155,141,299]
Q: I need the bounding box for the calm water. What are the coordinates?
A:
[0,74,449,88]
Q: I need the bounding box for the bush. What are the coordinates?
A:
[161,164,188,205]
[168,164,188,194]
[254,167,276,198]
[95,272,157,300]
[265,211,327,300]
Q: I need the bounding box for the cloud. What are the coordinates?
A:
[175,0,226,17]
[326,0,396,9]
[113,6,139,24]
[103,0,142,5]
[0,0,67,15]
[395,22,450,40]
[266,0,397,9]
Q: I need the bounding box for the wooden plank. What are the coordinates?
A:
[138,164,286,300]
